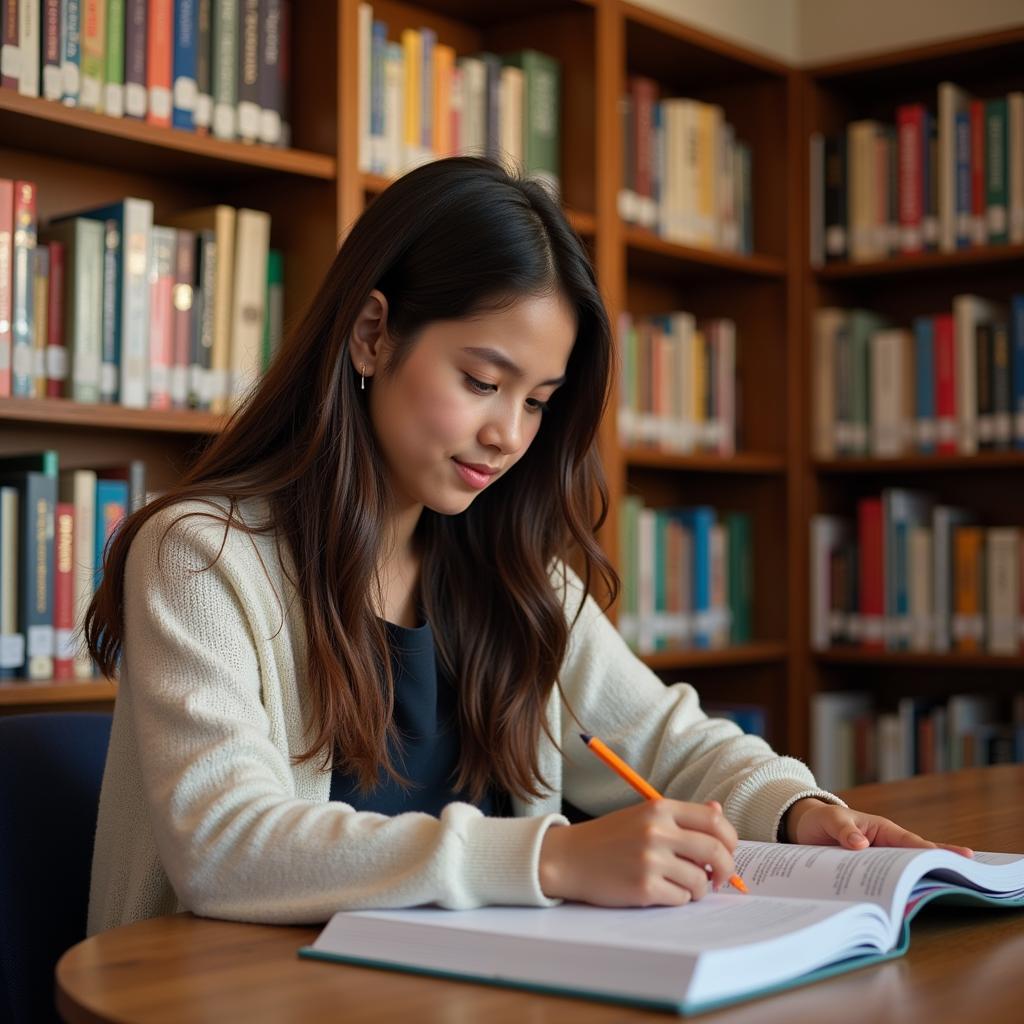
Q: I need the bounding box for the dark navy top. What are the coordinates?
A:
[329,616,508,816]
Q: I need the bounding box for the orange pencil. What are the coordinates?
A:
[580,732,749,895]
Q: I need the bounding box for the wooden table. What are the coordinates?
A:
[57,765,1024,1023]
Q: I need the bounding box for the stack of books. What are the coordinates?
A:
[811,493,1024,655]
[1,1,292,145]
[812,295,1024,459]
[809,83,1024,265]
[617,310,737,455]
[0,449,153,683]
[618,498,752,654]
[357,3,561,192]
[618,75,753,254]
[0,178,284,413]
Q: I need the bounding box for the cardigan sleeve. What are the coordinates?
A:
[121,509,567,924]
[551,563,844,842]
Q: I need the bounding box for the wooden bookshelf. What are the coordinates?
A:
[799,28,1024,766]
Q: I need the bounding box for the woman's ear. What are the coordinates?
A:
[349,288,390,378]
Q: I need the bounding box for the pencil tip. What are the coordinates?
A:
[579,732,592,744]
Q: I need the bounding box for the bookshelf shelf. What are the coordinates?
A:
[815,244,1024,281]
[0,680,117,708]
[815,649,1024,671]
[624,226,787,279]
[640,642,788,671]
[0,91,338,182]
[625,448,786,474]
[0,398,226,436]
[815,453,1024,474]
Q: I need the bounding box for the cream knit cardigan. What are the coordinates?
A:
[87,498,840,934]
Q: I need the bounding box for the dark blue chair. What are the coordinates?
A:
[0,711,113,1024]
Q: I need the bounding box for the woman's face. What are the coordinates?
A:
[367,291,577,517]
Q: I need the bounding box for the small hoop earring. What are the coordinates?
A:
[360,363,366,391]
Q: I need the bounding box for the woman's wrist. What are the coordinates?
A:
[538,822,571,899]
[779,797,828,842]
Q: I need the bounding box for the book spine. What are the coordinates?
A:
[0,178,12,398]
[953,527,985,652]
[969,98,987,245]
[987,529,1019,654]
[190,228,215,409]
[194,0,212,132]
[357,1,371,170]
[262,247,283,372]
[1010,93,1024,244]
[1013,295,1024,448]
[53,502,75,679]
[43,0,62,100]
[32,245,48,397]
[172,0,199,130]
[2,0,19,90]
[858,497,884,649]
[124,0,148,118]
[934,312,957,453]
[228,208,269,407]
[46,239,66,397]
[17,0,39,96]
[236,0,260,141]
[11,180,36,399]
[955,109,972,248]
[212,0,236,139]
[94,480,128,589]
[147,0,173,127]
[823,135,847,262]
[992,320,1012,448]
[147,227,176,409]
[104,0,125,117]
[913,316,936,452]
[80,0,105,111]
[985,97,1009,244]
[256,0,280,144]
[922,110,939,250]
[120,199,154,409]
[100,217,120,402]
[419,26,435,159]
[61,0,81,105]
[897,104,924,253]
[171,227,195,408]
[975,322,994,449]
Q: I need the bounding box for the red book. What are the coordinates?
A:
[970,98,987,245]
[934,313,957,454]
[54,502,76,680]
[896,103,925,253]
[146,0,173,127]
[1,1,18,90]
[0,178,12,397]
[46,240,66,398]
[630,76,658,214]
[858,497,884,650]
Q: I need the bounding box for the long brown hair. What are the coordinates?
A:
[86,156,618,803]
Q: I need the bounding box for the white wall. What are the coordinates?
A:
[630,0,1024,66]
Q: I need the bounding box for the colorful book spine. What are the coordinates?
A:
[53,501,76,679]
[194,0,212,133]
[212,0,236,139]
[0,178,12,397]
[105,0,126,116]
[257,0,282,145]
[858,497,884,649]
[986,97,1009,244]
[954,109,972,248]
[146,0,173,127]
[912,316,936,453]
[42,0,63,100]
[61,0,82,105]
[124,0,148,118]
[80,0,105,110]
[11,180,37,398]
[171,227,195,408]
[934,312,957,454]
[236,0,260,141]
[45,239,66,397]
[17,0,39,96]
[172,0,199,130]
[94,479,129,589]
[1013,295,1024,449]
[2,0,19,91]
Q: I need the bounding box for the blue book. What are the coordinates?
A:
[370,20,388,172]
[955,109,972,248]
[913,316,936,454]
[670,506,714,649]
[172,0,199,131]
[94,479,130,589]
[1013,294,1024,449]
[651,100,663,213]
[62,0,82,105]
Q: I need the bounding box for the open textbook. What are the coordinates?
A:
[300,841,1024,1015]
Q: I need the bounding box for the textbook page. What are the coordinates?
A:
[733,841,1024,942]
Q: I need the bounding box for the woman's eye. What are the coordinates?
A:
[464,374,497,394]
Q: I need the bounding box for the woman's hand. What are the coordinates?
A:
[539,798,738,907]
[782,797,974,857]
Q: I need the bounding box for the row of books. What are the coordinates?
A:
[618,76,753,254]
[809,84,1024,265]
[0,450,150,681]
[0,180,284,412]
[356,3,560,192]
[812,295,1024,460]
[812,692,1024,791]
[618,498,752,654]
[811,494,1024,655]
[617,311,737,455]
[2,1,292,146]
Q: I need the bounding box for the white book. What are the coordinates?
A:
[671,311,696,452]
[932,506,973,652]
[1009,92,1024,245]
[18,0,40,96]
[987,528,1020,655]
[908,526,933,652]
[812,690,870,790]
[455,56,486,158]
[383,42,404,177]
[357,2,372,173]
[228,208,271,409]
[847,120,884,262]
[810,516,849,652]
[876,712,903,782]
[499,65,524,171]
[304,846,1024,1014]
[870,328,912,457]
[718,121,737,249]
[938,82,971,253]
[813,308,846,459]
[58,469,97,679]
[953,294,1005,455]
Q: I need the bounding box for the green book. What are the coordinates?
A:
[725,512,752,644]
[0,451,60,478]
[985,97,1009,245]
[105,0,126,116]
[501,49,561,196]
[262,249,284,374]
[301,845,1024,1014]
[848,309,887,457]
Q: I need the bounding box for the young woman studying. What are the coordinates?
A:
[84,157,971,935]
